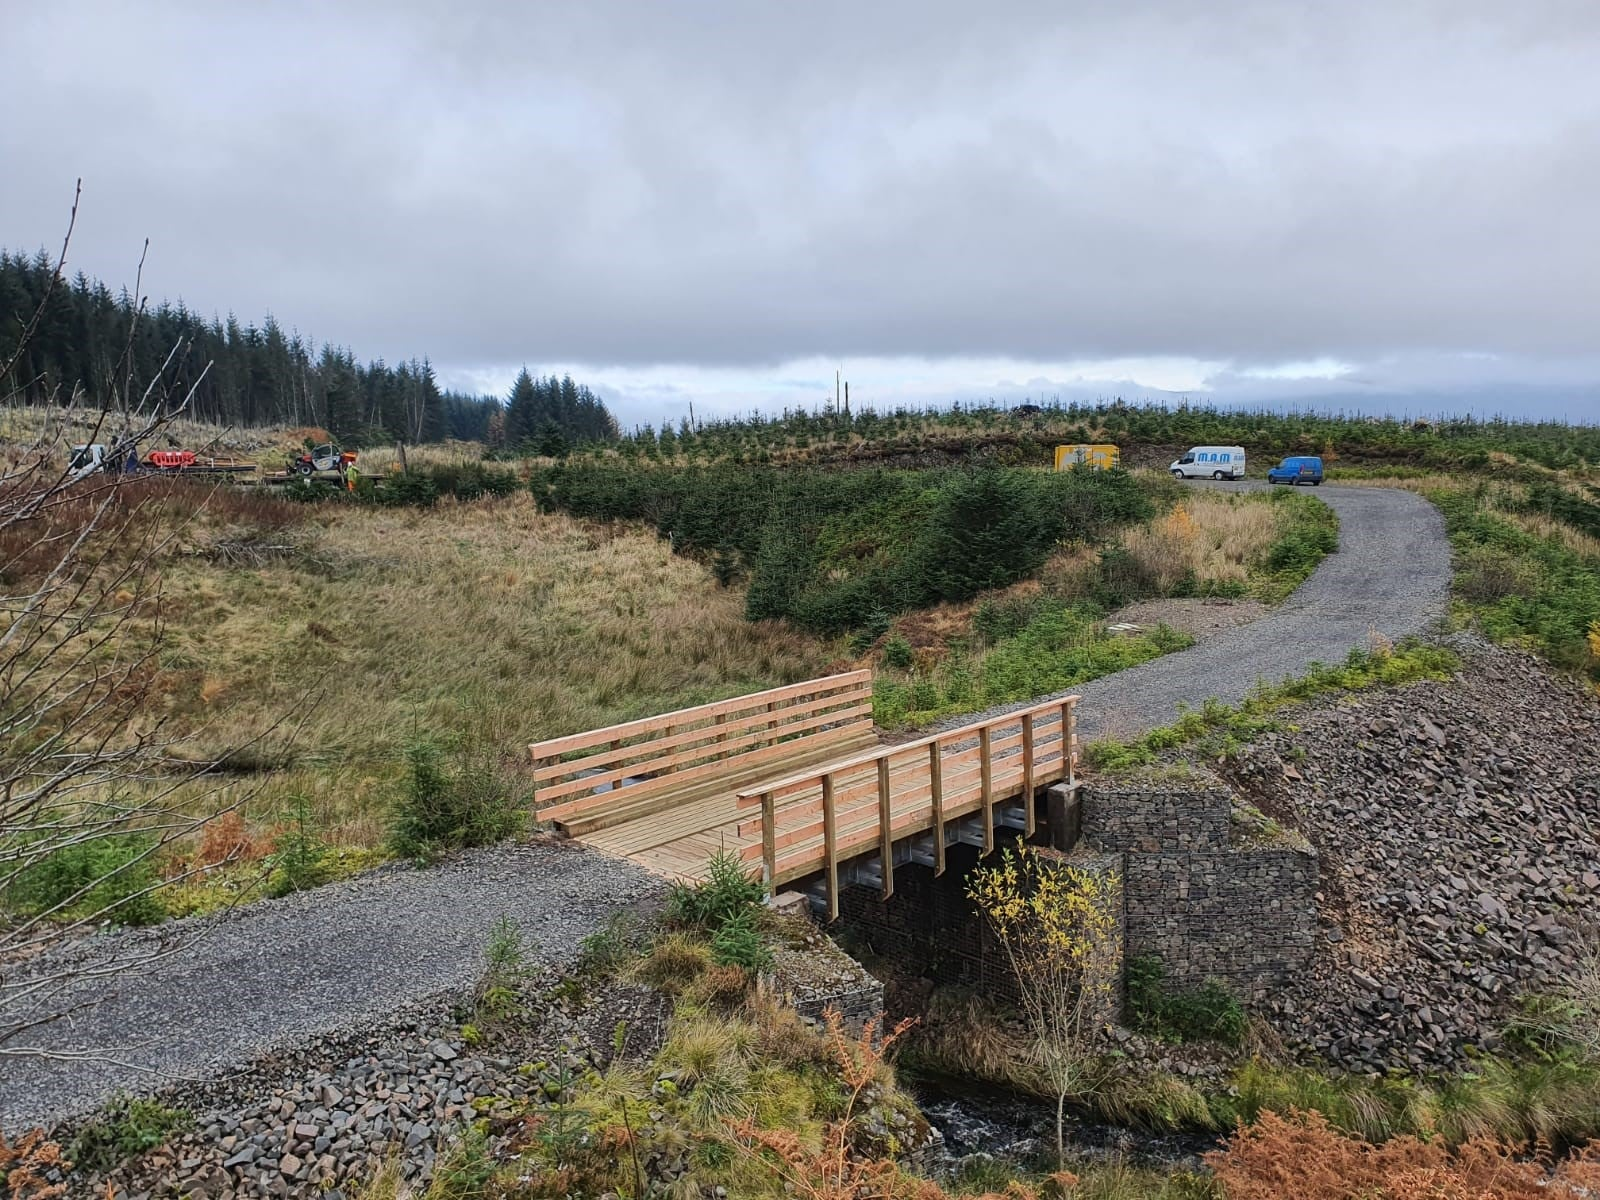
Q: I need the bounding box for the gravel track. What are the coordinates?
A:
[933,484,1453,741]
[0,841,664,1131]
[1,485,1448,1132]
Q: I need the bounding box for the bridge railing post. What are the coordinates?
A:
[822,772,839,921]
[1021,712,1036,836]
[876,756,894,900]
[1060,699,1076,786]
[760,790,776,890]
[928,738,946,875]
[979,724,994,855]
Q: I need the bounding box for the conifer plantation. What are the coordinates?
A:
[0,250,617,449]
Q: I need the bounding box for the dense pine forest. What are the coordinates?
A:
[0,249,617,448]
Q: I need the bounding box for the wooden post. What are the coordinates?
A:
[761,791,776,889]
[395,440,408,473]
[822,772,838,921]
[928,739,946,875]
[661,724,676,775]
[877,756,894,900]
[714,711,727,747]
[1021,712,1036,836]
[979,724,994,855]
[1060,700,1076,786]
[766,700,777,748]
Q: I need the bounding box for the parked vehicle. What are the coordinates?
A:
[1054,443,1120,471]
[69,443,114,479]
[1170,445,1246,480]
[1267,455,1324,486]
[291,443,357,476]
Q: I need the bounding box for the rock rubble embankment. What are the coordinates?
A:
[1231,637,1600,1071]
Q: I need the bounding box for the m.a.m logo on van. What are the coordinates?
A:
[1170,445,1246,481]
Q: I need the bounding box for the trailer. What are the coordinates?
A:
[68,444,259,480]
[144,449,259,475]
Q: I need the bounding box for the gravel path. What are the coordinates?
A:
[933,484,1453,742]
[0,841,664,1131]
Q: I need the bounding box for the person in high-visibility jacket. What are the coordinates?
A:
[345,462,360,493]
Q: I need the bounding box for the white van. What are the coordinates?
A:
[1170,445,1246,480]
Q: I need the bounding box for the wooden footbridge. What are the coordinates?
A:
[531,672,1079,917]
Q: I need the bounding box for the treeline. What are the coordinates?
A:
[0,249,618,449]
[609,397,1600,472]
[502,368,617,453]
[527,463,1152,632]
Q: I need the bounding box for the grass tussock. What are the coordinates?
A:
[0,404,321,461]
[1119,491,1280,596]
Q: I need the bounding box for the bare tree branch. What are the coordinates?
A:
[0,192,281,1066]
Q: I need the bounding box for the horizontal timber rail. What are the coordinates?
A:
[530,670,876,838]
[737,695,1079,918]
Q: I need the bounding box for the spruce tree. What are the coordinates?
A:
[505,367,538,447]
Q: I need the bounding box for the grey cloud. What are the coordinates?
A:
[3,1,1599,392]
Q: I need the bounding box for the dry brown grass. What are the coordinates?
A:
[0,404,316,461]
[349,439,490,473]
[0,405,498,480]
[152,492,835,843]
[1120,492,1280,594]
[1502,509,1600,561]
[1036,544,1102,597]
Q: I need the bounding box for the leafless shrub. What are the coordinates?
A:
[0,185,275,1061]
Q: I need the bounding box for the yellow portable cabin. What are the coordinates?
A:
[1054,443,1121,471]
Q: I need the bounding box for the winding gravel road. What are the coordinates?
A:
[1,843,664,1131]
[933,483,1453,740]
[1,485,1449,1131]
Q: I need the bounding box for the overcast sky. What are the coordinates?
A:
[5,1,1599,424]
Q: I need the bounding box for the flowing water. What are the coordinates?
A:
[911,1077,1218,1177]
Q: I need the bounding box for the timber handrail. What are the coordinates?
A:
[533,670,869,763]
[531,669,874,829]
[739,694,1080,914]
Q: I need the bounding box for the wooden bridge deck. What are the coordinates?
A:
[532,676,1078,913]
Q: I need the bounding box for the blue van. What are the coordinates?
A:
[1267,456,1323,486]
